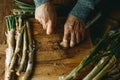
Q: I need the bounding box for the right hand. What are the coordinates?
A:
[60,15,85,48]
[35,2,57,35]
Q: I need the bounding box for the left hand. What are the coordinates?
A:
[60,15,85,48]
[35,2,57,35]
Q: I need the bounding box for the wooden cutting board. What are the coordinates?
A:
[19,18,93,80]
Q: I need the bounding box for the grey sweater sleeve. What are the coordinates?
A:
[69,0,100,22]
[34,0,49,7]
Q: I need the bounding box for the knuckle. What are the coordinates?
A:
[35,14,39,19]
[64,30,69,36]
[70,41,75,47]
[64,23,68,29]
[69,25,73,30]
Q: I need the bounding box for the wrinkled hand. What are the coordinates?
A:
[35,2,57,35]
[61,15,85,48]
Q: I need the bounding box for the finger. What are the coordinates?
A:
[43,24,47,30]
[35,16,41,22]
[81,29,85,41]
[61,26,70,48]
[46,21,53,35]
[80,23,85,41]
[70,32,76,47]
[76,32,80,44]
[41,18,47,30]
[46,14,57,35]
[75,22,81,44]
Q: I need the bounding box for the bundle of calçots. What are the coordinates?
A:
[62,27,120,80]
[13,0,35,15]
[5,15,35,80]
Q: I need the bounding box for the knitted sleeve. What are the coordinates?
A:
[69,0,101,22]
[34,0,49,7]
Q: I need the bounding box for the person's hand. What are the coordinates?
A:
[35,2,57,35]
[60,15,85,48]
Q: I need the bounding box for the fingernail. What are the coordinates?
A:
[46,30,51,35]
[60,41,68,48]
[46,26,53,35]
[64,43,68,48]
[60,42,63,46]
[70,42,75,47]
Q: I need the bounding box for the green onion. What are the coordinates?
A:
[14,0,35,7]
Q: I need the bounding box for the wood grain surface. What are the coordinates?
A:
[0,0,93,79]
[1,0,120,80]
[0,17,93,80]
[23,18,93,80]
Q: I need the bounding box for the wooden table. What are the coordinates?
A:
[1,0,120,80]
[0,0,93,80]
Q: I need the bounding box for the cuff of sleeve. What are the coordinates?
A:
[34,0,49,7]
[69,0,94,22]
